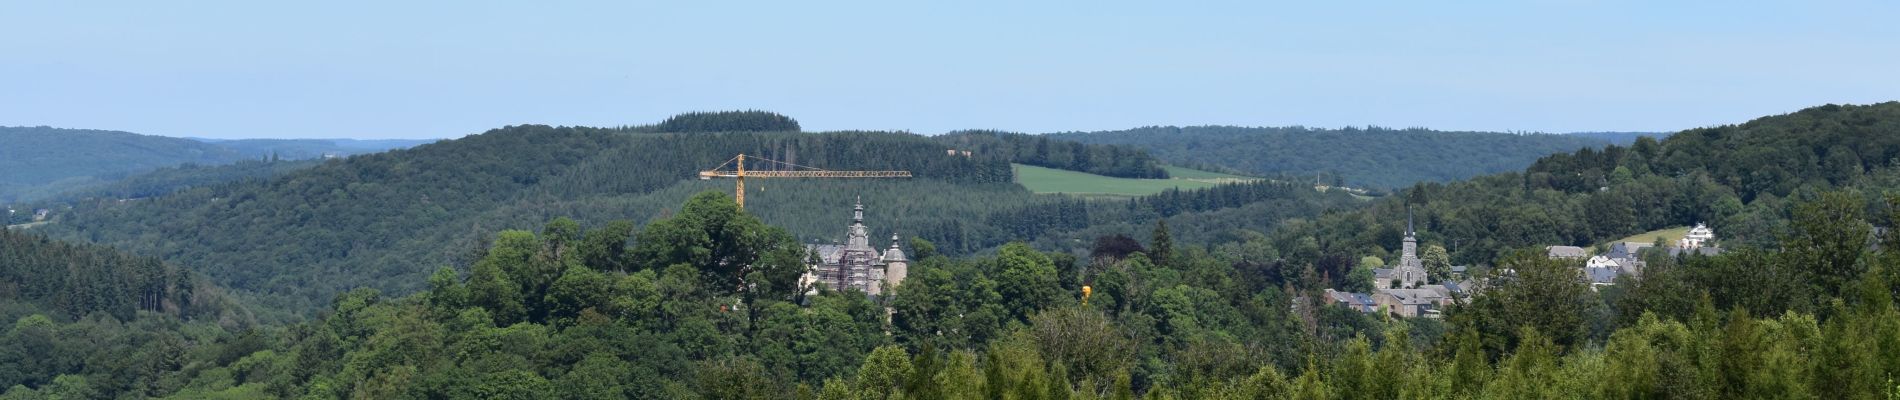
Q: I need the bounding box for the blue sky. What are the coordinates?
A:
[3,1,1896,139]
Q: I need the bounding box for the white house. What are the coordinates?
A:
[1586,255,1619,269]
[1679,223,1715,248]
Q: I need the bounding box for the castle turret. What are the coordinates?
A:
[881,233,908,293]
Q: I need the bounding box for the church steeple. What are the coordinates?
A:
[1406,205,1415,238]
[1397,205,1425,288]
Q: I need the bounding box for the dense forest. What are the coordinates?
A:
[23,110,1359,316]
[5,186,1899,398]
[29,126,988,314]
[1047,126,1609,189]
[1273,102,1900,268]
[934,131,1168,179]
[34,121,1329,316]
[7,104,1900,398]
[0,228,241,324]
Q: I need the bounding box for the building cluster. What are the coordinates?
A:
[1548,223,1722,290]
[1324,209,1474,318]
[799,198,908,297]
[1320,214,1738,318]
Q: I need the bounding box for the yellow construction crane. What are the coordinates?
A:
[698,153,911,209]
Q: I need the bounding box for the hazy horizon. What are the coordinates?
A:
[5,1,1895,139]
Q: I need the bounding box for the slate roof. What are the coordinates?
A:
[1325,290,1377,313]
[1607,242,1653,259]
[1441,281,1465,295]
[1612,258,1644,275]
[1381,288,1448,305]
[1546,245,1590,259]
[810,244,846,264]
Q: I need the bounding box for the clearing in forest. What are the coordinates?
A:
[1014,164,1257,197]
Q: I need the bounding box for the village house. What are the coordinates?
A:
[1545,245,1589,259]
[1678,223,1715,248]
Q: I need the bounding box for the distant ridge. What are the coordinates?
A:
[0,127,435,203]
[187,137,438,159]
[0,126,250,202]
[1566,131,1668,145]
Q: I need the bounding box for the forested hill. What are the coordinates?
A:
[11,104,1900,399]
[1283,102,1900,267]
[0,126,251,202]
[37,121,1352,314]
[1046,126,1610,189]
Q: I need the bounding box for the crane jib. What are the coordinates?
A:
[697,154,912,208]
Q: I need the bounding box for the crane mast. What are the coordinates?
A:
[698,153,912,209]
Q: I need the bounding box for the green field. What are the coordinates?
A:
[1014,164,1258,197]
[1604,226,1689,247]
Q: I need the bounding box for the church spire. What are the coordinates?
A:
[1406,205,1415,237]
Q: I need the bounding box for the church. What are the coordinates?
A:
[800,198,909,297]
[1331,207,1466,318]
[1373,209,1429,290]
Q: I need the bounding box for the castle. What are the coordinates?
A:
[800,198,908,297]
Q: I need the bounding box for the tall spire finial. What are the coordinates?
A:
[853,196,865,223]
[1406,205,1415,236]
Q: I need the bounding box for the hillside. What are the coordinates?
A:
[37,120,1358,312]
[10,104,1900,399]
[1281,102,1900,266]
[0,127,252,202]
[1046,125,1610,189]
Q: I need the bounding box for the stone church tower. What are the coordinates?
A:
[1393,207,1428,288]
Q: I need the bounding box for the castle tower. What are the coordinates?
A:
[881,233,909,295]
[846,196,870,249]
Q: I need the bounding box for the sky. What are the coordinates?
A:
[3,1,1897,139]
